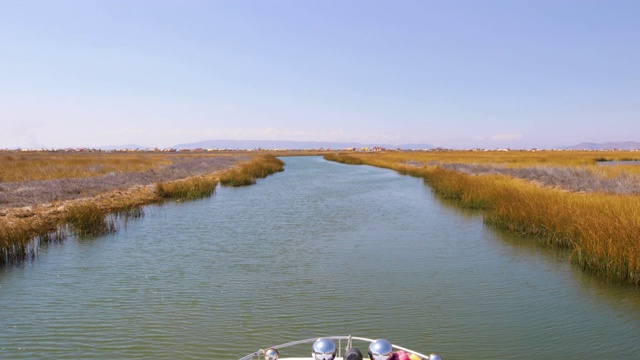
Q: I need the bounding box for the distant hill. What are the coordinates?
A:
[562,141,640,150]
[98,144,150,150]
[92,140,639,152]
[173,139,436,150]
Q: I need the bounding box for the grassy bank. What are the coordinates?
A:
[156,175,218,200]
[219,154,285,186]
[0,153,283,265]
[324,151,640,285]
[0,151,174,182]
[323,153,363,165]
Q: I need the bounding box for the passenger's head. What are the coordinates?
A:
[368,339,394,360]
[312,337,337,360]
[344,347,363,360]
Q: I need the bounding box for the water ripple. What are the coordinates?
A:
[1,157,640,359]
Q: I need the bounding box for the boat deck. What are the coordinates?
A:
[238,335,437,360]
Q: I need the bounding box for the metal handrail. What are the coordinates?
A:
[238,335,432,360]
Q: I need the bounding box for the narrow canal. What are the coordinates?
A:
[1,156,639,359]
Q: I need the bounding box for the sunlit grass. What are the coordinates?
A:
[0,214,63,265]
[339,150,640,168]
[0,151,266,265]
[324,151,640,285]
[430,168,640,285]
[65,202,115,237]
[323,153,363,165]
[0,152,174,182]
[219,155,285,186]
[156,176,218,200]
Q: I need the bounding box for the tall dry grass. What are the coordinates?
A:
[0,214,63,265]
[0,151,266,265]
[65,202,116,237]
[0,152,174,182]
[0,199,148,265]
[219,155,285,186]
[338,150,640,168]
[323,153,364,165]
[324,151,640,285]
[156,176,218,200]
[0,152,286,265]
[426,167,640,284]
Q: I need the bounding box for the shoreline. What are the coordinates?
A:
[0,154,255,264]
[323,152,640,285]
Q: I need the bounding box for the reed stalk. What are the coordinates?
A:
[65,202,115,237]
[156,176,218,200]
[0,215,65,265]
[219,155,285,186]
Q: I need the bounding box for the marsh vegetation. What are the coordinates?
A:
[219,154,285,186]
[324,151,640,285]
[0,152,248,208]
[5,148,640,285]
[0,151,283,265]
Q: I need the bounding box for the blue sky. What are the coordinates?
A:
[1,0,639,149]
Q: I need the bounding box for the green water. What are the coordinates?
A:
[1,156,639,359]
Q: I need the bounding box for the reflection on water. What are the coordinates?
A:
[0,156,639,359]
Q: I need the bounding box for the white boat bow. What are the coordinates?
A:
[238,335,442,360]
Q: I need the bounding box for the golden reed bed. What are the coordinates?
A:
[3,148,639,285]
[325,151,640,286]
[0,152,284,265]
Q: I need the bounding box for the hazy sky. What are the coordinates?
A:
[1,1,639,149]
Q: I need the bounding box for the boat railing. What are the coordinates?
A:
[239,335,434,360]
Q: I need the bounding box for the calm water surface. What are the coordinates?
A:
[1,156,639,359]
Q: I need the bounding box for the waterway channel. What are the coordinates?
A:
[1,156,639,359]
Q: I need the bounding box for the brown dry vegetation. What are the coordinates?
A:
[438,163,640,194]
[0,152,248,209]
[337,150,640,194]
[324,151,640,285]
[0,151,175,182]
[219,154,285,186]
[0,151,287,265]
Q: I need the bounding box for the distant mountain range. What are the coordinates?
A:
[174,140,640,151]
[560,141,640,150]
[172,139,436,150]
[93,140,640,151]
